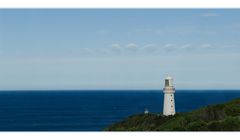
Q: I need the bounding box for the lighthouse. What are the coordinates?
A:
[163,76,176,116]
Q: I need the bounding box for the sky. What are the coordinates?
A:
[0,9,240,90]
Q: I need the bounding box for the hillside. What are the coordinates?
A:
[105,98,240,131]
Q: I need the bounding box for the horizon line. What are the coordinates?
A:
[0,89,240,91]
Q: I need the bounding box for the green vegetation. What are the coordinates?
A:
[105,98,240,131]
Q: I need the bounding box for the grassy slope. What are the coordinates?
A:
[105,98,240,131]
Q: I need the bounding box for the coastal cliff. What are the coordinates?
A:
[105,98,240,131]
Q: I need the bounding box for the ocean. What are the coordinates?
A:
[0,90,239,131]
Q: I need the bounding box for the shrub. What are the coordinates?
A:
[224,104,240,117]
[187,120,208,131]
[207,116,240,131]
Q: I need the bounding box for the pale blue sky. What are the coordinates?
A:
[0,9,240,90]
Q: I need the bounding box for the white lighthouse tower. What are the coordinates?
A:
[163,76,176,116]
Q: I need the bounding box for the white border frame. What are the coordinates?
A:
[0,0,240,139]
[0,0,240,8]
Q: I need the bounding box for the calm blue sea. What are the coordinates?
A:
[0,90,239,131]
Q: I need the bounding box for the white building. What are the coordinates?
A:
[163,76,176,116]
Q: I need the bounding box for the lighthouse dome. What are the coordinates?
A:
[165,76,173,80]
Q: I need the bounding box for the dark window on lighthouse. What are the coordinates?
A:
[165,79,170,87]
